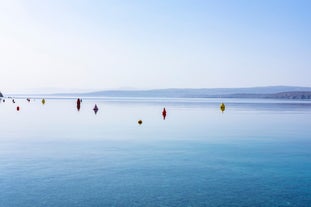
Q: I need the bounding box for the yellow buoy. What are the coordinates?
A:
[138,120,143,125]
[220,103,225,112]
[42,98,46,105]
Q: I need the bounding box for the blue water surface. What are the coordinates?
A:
[0,98,311,207]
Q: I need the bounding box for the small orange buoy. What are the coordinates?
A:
[138,120,143,125]
[17,106,20,111]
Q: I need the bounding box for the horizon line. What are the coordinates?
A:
[3,85,311,96]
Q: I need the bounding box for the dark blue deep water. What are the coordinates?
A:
[1,98,311,206]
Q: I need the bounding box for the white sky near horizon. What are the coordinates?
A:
[1,0,311,94]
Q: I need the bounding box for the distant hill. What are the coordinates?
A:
[219,91,311,99]
[266,91,311,99]
[51,86,311,99]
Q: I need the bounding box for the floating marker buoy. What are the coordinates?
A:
[220,103,225,112]
[93,104,98,114]
[16,106,20,111]
[76,98,81,111]
[162,107,167,120]
[138,120,143,125]
[42,99,46,105]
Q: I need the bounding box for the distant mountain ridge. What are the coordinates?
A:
[51,86,311,99]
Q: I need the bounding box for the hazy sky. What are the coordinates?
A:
[1,0,311,93]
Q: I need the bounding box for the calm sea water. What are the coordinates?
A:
[0,97,311,207]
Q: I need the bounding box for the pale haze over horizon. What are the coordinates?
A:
[1,0,311,94]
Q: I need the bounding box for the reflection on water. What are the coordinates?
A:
[0,98,311,206]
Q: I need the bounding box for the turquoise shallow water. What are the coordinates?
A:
[0,98,311,206]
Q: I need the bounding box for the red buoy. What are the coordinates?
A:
[17,106,20,111]
[76,98,81,111]
[162,107,167,120]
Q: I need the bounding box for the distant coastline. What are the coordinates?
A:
[53,86,311,99]
[4,86,311,100]
[217,91,311,99]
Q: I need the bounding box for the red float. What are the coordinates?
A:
[162,107,167,120]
